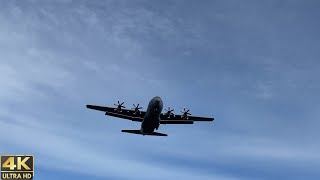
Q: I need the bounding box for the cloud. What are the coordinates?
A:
[0,2,232,180]
[1,1,320,180]
[0,110,238,180]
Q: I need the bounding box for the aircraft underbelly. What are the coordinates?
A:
[141,96,162,133]
[141,116,160,133]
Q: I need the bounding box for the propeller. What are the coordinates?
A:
[180,107,191,119]
[114,101,125,111]
[132,104,143,114]
[165,106,174,117]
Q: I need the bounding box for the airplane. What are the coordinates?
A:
[86,96,214,136]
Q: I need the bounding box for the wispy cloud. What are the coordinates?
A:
[0,111,238,180]
[0,2,233,180]
[1,1,320,180]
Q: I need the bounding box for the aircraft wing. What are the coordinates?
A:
[160,113,214,124]
[160,120,194,124]
[185,115,214,121]
[86,105,145,122]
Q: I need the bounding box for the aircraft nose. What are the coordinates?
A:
[154,97,162,104]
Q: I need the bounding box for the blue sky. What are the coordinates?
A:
[0,0,320,179]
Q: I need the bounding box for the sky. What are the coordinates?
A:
[0,0,320,179]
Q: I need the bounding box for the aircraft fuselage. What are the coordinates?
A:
[141,96,163,134]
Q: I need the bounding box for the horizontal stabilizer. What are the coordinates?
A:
[121,130,141,135]
[121,130,168,136]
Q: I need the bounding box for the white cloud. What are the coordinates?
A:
[0,3,231,180]
[0,112,237,180]
[1,1,320,179]
[157,130,320,165]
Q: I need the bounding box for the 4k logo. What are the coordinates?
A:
[1,155,34,179]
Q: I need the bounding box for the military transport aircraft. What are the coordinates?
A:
[86,96,214,136]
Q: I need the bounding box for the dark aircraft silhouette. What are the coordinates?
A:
[86,96,214,136]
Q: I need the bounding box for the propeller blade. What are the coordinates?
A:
[121,102,124,105]
[137,104,139,107]
[118,101,120,104]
